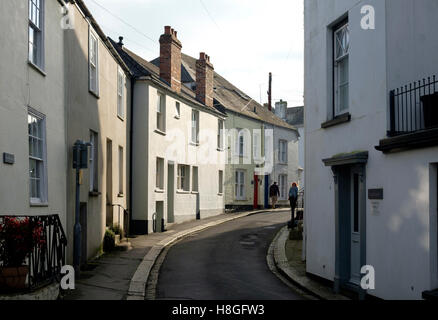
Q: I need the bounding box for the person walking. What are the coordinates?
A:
[269,182,280,209]
[288,182,299,228]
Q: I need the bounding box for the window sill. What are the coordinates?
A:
[30,201,49,207]
[218,193,223,196]
[28,61,46,77]
[235,198,247,201]
[154,129,166,136]
[174,115,180,120]
[155,189,165,193]
[117,193,124,198]
[191,191,199,194]
[117,115,125,122]
[217,148,225,152]
[89,90,100,99]
[321,112,351,129]
[176,190,190,194]
[89,191,101,197]
[375,127,438,153]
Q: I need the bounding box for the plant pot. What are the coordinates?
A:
[421,93,438,129]
[0,266,29,290]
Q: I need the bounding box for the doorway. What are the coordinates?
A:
[334,164,366,291]
[156,201,164,232]
[80,202,87,265]
[167,163,175,223]
[106,139,113,227]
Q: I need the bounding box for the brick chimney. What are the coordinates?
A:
[196,52,214,108]
[159,26,182,93]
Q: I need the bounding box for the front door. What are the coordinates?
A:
[350,172,361,285]
[167,163,174,223]
[106,139,113,227]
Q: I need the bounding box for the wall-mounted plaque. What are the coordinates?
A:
[3,153,15,165]
[368,188,383,200]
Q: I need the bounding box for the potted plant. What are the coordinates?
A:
[0,217,45,290]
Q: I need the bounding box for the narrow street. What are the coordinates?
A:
[156,211,305,300]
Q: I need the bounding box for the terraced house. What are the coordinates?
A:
[112,27,226,234]
[64,0,131,263]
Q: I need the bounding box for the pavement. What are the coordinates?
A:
[272,226,350,300]
[63,208,287,300]
[155,211,304,300]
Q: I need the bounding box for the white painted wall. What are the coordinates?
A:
[0,1,67,228]
[132,81,225,233]
[305,0,438,299]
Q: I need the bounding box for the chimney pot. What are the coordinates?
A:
[164,26,171,34]
[118,36,124,46]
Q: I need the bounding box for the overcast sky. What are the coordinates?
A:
[83,0,304,107]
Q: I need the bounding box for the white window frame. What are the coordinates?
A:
[278,174,287,200]
[191,110,200,144]
[217,119,224,150]
[177,164,190,192]
[89,130,99,192]
[156,157,164,190]
[157,92,166,132]
[28,108,47,204]
[278,140,288,164]
[28,0,45,69]
[89,28,99,96]
[334,21,349,116]
[218,170,224,194]
[192,166,199,192]
[235,170,245,200]
[117,67,125,119]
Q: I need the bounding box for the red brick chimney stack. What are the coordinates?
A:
[196,52,214,108]
[159,26,182,93]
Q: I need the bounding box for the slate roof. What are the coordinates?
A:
[286,106,304,126]
[177,54,297,132]
[111,37,296,131]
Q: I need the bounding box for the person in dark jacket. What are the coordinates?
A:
[288,182,299,228]
[269,182,280,209]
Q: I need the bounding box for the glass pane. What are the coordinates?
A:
[30,179,36,198]
[340,84,349,111]
[29,159,37,178]
[339,57,349,84]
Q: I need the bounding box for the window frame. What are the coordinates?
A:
[89,28,99,96]
[156,92,166,132]
[177,164,190,192]
[278,140,288,164]
[217,119,224,150]
[278,174,288,200]
[117,67,125,119]
[28,108,47,204]
[333,20,350,117]
[191,109,200,144]
[28,0,45,70]
[235,170,246,200]
[156,157,165,190]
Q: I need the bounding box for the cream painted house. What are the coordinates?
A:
[112,27,226,234]
[0,1,67,227]
[64,0,131,262]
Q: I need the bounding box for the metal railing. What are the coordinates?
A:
[0,214,67,292]
[389,75,438,136]
[111,204,130,238]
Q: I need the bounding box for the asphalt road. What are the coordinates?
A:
[156,210,304,300]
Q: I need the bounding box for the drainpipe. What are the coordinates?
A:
[128,77,137,235]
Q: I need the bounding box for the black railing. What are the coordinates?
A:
[389,75,438,136]
[0,214,67,292]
